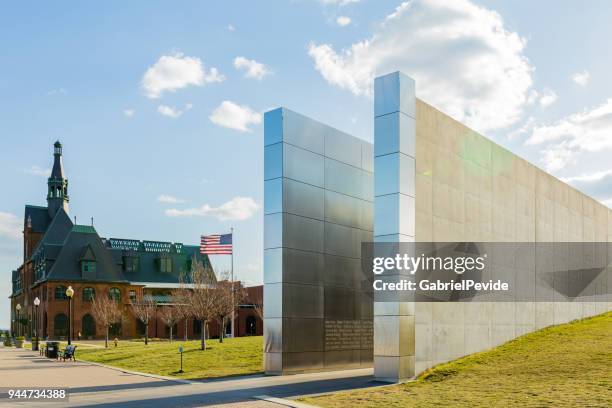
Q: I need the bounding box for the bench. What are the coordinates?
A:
[58,345,77,362]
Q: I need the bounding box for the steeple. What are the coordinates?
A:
[47,140,69,217]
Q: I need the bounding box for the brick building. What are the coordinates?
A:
[9,141,263,340]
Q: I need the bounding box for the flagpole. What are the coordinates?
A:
[230,227,234,338]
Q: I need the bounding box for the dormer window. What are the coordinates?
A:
[82,260,96,275]
[123,256,140,272]
[158,257,173,273]
[79,244,97,279]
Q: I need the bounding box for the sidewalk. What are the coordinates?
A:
[0,346,377,407]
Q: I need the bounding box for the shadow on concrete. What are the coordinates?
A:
[69,380,184,394]
[72,374,379,407]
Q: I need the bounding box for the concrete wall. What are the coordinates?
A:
[412,87,612,377]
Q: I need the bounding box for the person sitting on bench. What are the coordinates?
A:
[58,345,77,362]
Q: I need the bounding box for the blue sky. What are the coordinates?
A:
[2,0,612,328]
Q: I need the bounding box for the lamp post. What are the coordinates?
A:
[66,286,74,345]
[15,304,21,337]
[33,297,40,351]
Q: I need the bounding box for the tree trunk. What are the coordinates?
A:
[219,317,224,343]
[200,320,206,350]
[105,327,109,348]
[145,322,149,345]
[170,326,173,343]
[184,318,188,342]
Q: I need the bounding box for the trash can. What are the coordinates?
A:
[32,338,39,351]
[46,341,59,359]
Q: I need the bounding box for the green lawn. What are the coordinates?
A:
[60,336,263,380]
[302,312,612,408]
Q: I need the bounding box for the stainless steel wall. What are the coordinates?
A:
[264,108,374,374]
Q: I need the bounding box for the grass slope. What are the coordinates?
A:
[72,336,263,380]
[303,312,612,407]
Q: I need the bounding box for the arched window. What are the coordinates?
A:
[83,287,95,302]
[109,321,122,337]
[246,316,256,336]
[54,313,68,337]
[193,318,202,335]
[55,286,68,300]
[108,287,121,302]
[82,314,96,337]
[136,319,146,337]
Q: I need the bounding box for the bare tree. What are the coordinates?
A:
[252,291,263,321]
[182,255,217,350]
[159,305,180,342]
[172,276,192,342]
[91,294,122,348]
[131,295,157,345]
[214,273,246,343]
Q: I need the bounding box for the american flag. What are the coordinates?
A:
[200,233,233,255]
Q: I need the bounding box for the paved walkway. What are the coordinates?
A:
[0,347,378,407]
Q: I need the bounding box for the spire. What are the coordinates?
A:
[47,140,69,217]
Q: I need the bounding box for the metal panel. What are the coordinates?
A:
[325,158,364,199]
[374,72,416,118]
[264,248,283,284]
[283,213,324,253]
[283,178,324,220]
[264,178,283,215]
[264,213,283,249]
[264,108,283,146]
[283,143,324,187]
[283,109,325,154]
[264,143,283,181]
[325,129,362,168]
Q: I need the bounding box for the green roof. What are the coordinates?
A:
[72,225,97,234]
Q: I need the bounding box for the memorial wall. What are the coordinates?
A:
[263,72,612,380]
[263,108,374,374]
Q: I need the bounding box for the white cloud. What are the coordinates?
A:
[0,212,21,240]
[233,57,272,80]
[209,101,262,132]
[571,70,590,86]
[185,103,194,110]
[157,105,183,118]
[165,196,260,221]
[157,194,185,204]
[123,109,135,117]
[562,169,612,206]
[26,166,51,177]
[227,24,236,31]
[526,98,612,172]
[336,16,352,26]
[308,0,534,133]
[141,52,224,99]
[538,88,558,107]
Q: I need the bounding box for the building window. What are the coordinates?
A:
[82,314,96,337]
[109,287,121,302]
[246,316,257,336]
[129,290,136,302]
[55,286,68,300]
[159,257,173,273]
[54,313,68,337]
[109,321,122,337]
[83,287,95,302]
[123,256,140,272]
[81,260,96,274]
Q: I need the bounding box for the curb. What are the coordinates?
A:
[75,360,195,384]
[254,395,320,408]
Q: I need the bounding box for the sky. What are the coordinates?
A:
[2,0,612,328]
